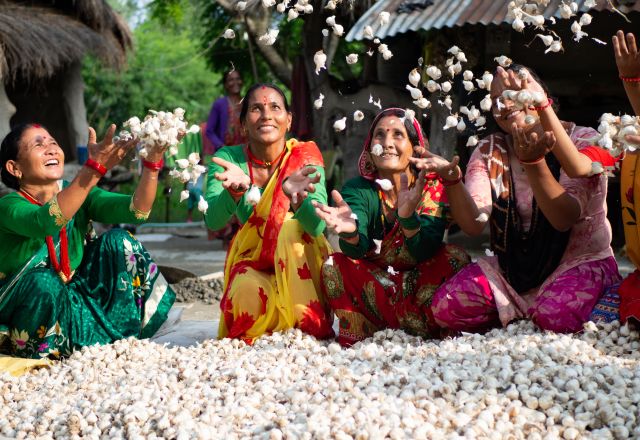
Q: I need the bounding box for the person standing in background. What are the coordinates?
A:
[204,69,247,245]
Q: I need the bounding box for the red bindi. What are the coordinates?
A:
[32,123,41,128]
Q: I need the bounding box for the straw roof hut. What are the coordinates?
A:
[0,0,132,159]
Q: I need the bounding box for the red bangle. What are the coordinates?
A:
[620,76,640,82]
[84,158,107,176]
[530,98,554,112]
[227,186,247,198]
[142,158,164,171]
[519,156,546,165]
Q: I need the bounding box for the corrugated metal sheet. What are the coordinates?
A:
[346,0,640,42]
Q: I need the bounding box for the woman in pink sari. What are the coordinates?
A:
[412,65,620,333]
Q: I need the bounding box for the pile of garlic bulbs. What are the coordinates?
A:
[2,320,639,439]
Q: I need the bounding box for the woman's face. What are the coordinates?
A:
[370,115,414,173]
[224,71,243,96]
[490,73,538,134]
[11,126,65,185]
[242,87,291,147]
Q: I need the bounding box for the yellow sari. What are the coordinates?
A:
[218,140,334,342]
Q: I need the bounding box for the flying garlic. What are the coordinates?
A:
[180,190,190,203]
[456,119,466,132]
[333,117,347,132]
[371,143,383,156]
[364,25,374,39]
[353,110,364,122]
[463,81,475,92]
[413,98,430,109]
[258,29,279,45]
[404,108,416,123]
[346,54,359,65]
[485,248,495,257]
[287,9,299,20]
[482,71,494,89]
[313,93,324,110]
[333,24,344,37]
[480,95,492,112]
[262,0,276,7]
[441,81,452,93]
[276,2,286,13]
[426,65,442,80]
[405,85,423,100]
[466,136,479,147]
[524,115,536,125]
[494,55,512,67]
[426,80,441,93]
[408,69,421,87]
[326,15,336,26]
[571,21,588,42]
[197,196,208,214]
[443,115,459,130]
[545,40,563,54]
[387,266,399,275]
[223,29,236,39]
[373,239,382,254]
[375,178,393,191]
[463,70,474,81]
[579,13,592,26]
[236,1,247,10]
[379,11,390,26]
[314,50,327,74]
[476,212,489,222]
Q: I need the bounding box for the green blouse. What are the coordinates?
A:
[204,145,327,237]
[338,176,447,262]
[0,183,149,279]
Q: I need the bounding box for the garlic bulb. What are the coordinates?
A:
[413,98,430,109]
[443,115,458,130]
[426,80,441,93]
[480,95,492,112]
[378,11,390,26]
[536,34,553,46]
[426,66,442,80]
[333,117,347,132]
[246,185,261,205]
[371,143,384,156]
[223,29,236,39]
[353,110,365,122]
[363,25,374,39]
[345,54,358,65]
[466,136,479,147]
[314,50,327,74]
[375,178,393,191]
[313,93,324,110]
[408,69,421,87]
[180,190,190,203]
[463,70,474,81]
[494,55,512,67]
[258,28,279,45]
[405,85,423,100]
[197,196,208,214]
[441,81,452,93]
[476,212,489,222]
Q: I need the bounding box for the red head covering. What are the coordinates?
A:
[357,108,428,180]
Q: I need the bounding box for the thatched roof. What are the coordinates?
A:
[0,0,133,83]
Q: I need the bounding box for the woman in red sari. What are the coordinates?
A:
[314,108,470,346]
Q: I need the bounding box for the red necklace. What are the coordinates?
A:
[19,189,72,283]
[246,144,287,168]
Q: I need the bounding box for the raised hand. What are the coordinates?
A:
[397,170,427,219]
[409,150,461,181]
[212,157,251,192]
[88,124,137,170]
[283,166,321,206]
[613,30,640,78]
[512,122,556,163]
[312,190,357,235]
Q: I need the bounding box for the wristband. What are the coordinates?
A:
[339,219,360,240]
[84,158,107,176]
[620,76,640,83]
[142,158,164,171]
[397,212,421,230]
[519,156,546,165]
[530,98,554,112]
[442,175,463,187]
[339,229,359,239]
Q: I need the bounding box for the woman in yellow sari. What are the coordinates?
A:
[204,83,334,342]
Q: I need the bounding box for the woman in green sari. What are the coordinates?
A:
[0,123,175,368]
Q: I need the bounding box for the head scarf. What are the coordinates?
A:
[357,108,428,180]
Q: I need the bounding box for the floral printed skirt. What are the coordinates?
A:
[321,244,470,346]
[0,229,175,359]
[219,220,335,343]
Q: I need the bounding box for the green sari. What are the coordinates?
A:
[0,185,175,360]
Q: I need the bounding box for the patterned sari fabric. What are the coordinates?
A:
[432,126,621,333]
[219,142,334,342]
[0,228,175,362]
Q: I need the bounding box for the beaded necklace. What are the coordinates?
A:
[19,189,73,283]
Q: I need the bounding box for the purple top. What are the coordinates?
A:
[205,96,229,155]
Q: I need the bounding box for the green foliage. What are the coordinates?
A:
[83,1,222,136]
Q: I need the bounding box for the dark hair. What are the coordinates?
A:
[239,83,291,122]
[0,124,35,190]
[498,63,559,112]
[367,108,427,150]
[222,69,242,84]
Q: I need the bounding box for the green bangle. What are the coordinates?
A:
[397,212,420,230]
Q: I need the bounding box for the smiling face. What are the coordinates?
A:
[9,127,65,186]
[490,75,538,134]
[224,70,243,96]
[370,116,414,173]
[242,87,292,147]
